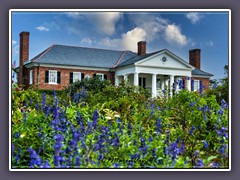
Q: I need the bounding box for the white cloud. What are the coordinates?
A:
[80,37,93,46]
[66,12,122,35]
[206,41,214,47]
[129,14,167,42]
[12,40,17,45]
[99,27,146,52]
[164,24,188,46]
[36,26,50,32]
[186,12,203,24]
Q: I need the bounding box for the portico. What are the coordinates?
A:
[115,50,193,97]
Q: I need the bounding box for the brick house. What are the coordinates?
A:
[14,31,213,97]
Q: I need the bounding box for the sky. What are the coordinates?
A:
[11,10,229,80]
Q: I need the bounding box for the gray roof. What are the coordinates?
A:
[28,44,136,68]
[21,44,213,77]
[117,50,163,67]
[192,68,213,77]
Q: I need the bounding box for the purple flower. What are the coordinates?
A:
[218,109,223,115]
[190,102,195,107]
[221,99,228,109]
[189,126,196,135]
[42,93,46,108]
[75,156,81,166]
[14,132,20,139]
[218,145,227,155]
[28,148,42,167]
[196,158,204,168]
[194,150,199,158]
[211,162,221,168]
[40,160,51,168]
[203,140,208,149]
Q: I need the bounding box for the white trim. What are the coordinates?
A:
[48,70,58,84]
[37,63,110,71]
[96,73,104,80]
[29,70,33,85]
[73,72,81,83]
[193,80,200,92]
[192,75,213,79]
[135,49,194,70]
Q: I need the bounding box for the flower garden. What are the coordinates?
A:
[11,78,229,169]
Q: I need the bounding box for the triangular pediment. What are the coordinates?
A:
[135,50,194,70]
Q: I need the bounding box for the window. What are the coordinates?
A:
[193,80,200,91]
[29,70,33,85]
[93,73,107,80]
[70,72,84,83]
[139,77,146,88]
[45,70,61,84]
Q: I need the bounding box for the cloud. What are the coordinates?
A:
[66,12,122,35]
[186,12,203,24]
[206,41,214,47]
[80,37,94,46]
[128,14,167,42]
[12,40,17,45]
[36,26,50,32]
[164,24,188,46]
[99,27,146,52]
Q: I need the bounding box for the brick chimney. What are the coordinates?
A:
[189,49,201,69]
[137,41,146,55]
[18,31,30,86]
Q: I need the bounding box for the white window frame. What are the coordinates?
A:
[29,70,33,85]
[193,80,200,91]
[49,70,58,84]
[96,73,104,80]
[73,72,81,83]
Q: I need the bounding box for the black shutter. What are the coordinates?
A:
[93,74,96,78]
[143,78,146,88]
[183,79,185,89]
[45,71,49,83]
[81,73,84,80]
[104,74,107,80]
[70,72,73,84]
[139,77,141,86]
[57,72,61,84]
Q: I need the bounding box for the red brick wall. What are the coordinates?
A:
[189,49,201,69]
[32,67,114,90]
[18,32,30,86]
[182,76,210,90]
[137,41,146,55]
[192,77,210,90]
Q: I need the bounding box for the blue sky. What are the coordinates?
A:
[11,10,229,80]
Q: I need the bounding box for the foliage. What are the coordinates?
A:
[11,82,229,169]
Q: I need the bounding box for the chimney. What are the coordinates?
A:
[137,41,146,55]
[18,31,30,86]
[189,49,201,69]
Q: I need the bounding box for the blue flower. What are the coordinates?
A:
[203,140,208,149]
[194,150,199,158]
[221,99,228,109]
[211,162,221,168]
[28,148,42,167]
[42,93,46,108]
[75,156,81,166]
[190,102,195,107]
[218,109,223,115]
[189,126,196,135]
[218,145,227,155]
[196,158,204,168]
[14,132,20,139]
[113,163,120,168]
[40,160,51,168]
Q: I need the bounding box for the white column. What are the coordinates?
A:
[152,74,157,97]
[161,76,165,90]
[115,76,119,86]
[124,74,128,81]
[134,73,139,86]
[170,75,175,97]
[187,76,191,91]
